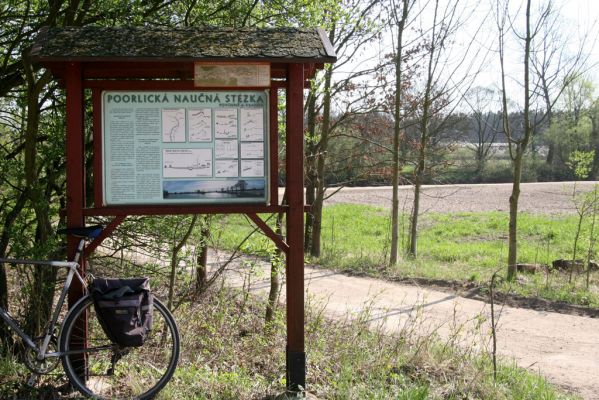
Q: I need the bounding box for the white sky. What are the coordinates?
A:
[336,0,599,111]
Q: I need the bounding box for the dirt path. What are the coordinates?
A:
[324,181,598,214]
[240,182,599,397]
[216,258,599,399]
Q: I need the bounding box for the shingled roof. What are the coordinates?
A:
[30,26,336,63]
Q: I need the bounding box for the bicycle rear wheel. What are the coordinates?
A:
[60,295,179,399]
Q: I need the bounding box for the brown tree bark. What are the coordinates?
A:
[310,27,335,258]
[195,216,210,294]
[503,0,534,281]
[390,0,411,265]
[304,89,318,252]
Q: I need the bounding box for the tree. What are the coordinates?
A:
[529,2,592,171]
[544,77,595,175]
[388,0,414,265]
[464,87,502,181]
[497,0,541,281]
[305,0,383,257]
[405,0,484,257]
[497,0,594,280]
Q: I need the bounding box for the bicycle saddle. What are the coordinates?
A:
[57,225,104,239]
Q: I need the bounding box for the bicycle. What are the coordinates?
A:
[0,225,180,399]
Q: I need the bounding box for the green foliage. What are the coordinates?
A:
[0,288,575,399]
[567,150,595,179]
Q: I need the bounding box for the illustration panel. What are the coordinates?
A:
[188,108,212,142]
[162,108,186,142]
[163,178,265,199]
[215,109,238,139]
[215,160,238,177]
[215,139,238,159]
[240,108,264,141]
[241,159,264,177]
[241,142,264,159]
[163,149,212,178]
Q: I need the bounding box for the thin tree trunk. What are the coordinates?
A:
[590,108,599,178]
[168,215,198,309]
[310,27,335,258]
[195,216,210,294]
[22,54,55,337]
[507,150,523,281]
[504,0,533,282]
[586,186,598,289]
[409,174,422,256]
[266,206,285,325]
[407,0,436,258]
[390,0,409,266]
[304,89,318,252]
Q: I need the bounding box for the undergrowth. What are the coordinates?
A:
[0,287,576,399]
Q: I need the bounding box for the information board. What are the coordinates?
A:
[102,91,269,205]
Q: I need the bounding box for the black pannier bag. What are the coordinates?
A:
[91,277,153,347]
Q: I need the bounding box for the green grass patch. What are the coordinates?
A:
[215,204,599,307]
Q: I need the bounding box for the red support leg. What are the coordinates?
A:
[285,63,305,391]
[65,62,86,374]
[65,62,86,301]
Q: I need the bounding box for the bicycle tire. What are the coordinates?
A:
[59,295,180,399]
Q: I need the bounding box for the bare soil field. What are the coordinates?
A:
[324,181,599,214]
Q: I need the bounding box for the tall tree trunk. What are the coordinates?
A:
[507,149,523,280]
[304,89,318,252]
[0,190,28,351]
[310,27,335,258]
[195,216,210,294]
[502,0,534,282]
[168,215,198,309]
[590,105,599,178]
[265,209,284,325]
[390,0,409,265]
[22,53,55,337]
[407,0,436,258]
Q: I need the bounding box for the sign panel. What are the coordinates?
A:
[102,91,269,205]
[194,63,270,87]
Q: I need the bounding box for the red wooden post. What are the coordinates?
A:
[285,63,305,391]
[65,62,86,371]
[65,62,86,298]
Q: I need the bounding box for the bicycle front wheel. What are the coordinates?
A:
[60,295,180,399]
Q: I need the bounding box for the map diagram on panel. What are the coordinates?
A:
[189,108,212,142]
[240,108,264,141]
[241,159,264,177]
[215,109,237,138]
[215,160,238,177]
[163,149,212,178]
[215,140,238,159]
[162,109,186,142]
[241,142,264,159]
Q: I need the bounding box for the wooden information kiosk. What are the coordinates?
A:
[31,26,336,391]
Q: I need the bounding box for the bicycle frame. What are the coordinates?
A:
[0,238,88,362]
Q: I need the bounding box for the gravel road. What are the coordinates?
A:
[216,256,599,400]
[324,181,599,214]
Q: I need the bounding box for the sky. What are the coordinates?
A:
[336,0,599,110]
[164,179,264,193]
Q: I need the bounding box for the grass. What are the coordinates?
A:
[0,287,578,399]
[216,204,599,307]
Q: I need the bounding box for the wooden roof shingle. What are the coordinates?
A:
[30,26,336,63]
